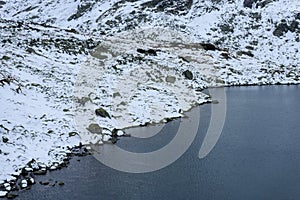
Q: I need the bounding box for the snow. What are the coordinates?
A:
[0,191,7,197]
[0,0,299,185]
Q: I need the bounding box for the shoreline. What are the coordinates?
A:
[8,84,300,200]
[1,84,299,199]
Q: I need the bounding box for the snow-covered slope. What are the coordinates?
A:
[0,0,299,191]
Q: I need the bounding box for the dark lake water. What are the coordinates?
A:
[17,85,300,200]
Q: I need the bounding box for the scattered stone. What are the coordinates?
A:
[166,76,176,83]
[33,169,47,175]
[2,136,9,143]
[200,43,218,51]
[221,52,230,59]
[24,167,33,172]
[39,181,49,186]
[137,48,157,56]
[21,180,27,188]
[102,135,111,142]
[38,163,47,169]
[110,137,118,144]
[178,56,190,62]
[11,172,19,177]
[68,132,78,137]
[117,130,125,136]
[183,70,193,80]
[243,0,258,8]
[289,20,299,32]
[6,193,18,199]
[20,168,28,176]
[95,108,111,118]
[237,50,254,57]
[273,22,289,37]
[27,178,35,185]
[6,177,16,182]
[243,0,272,8]
[58,182,64,186]
[26,47,36,54]
[140,0,192,15]
[1,55,10,60]
[86,123,102,134]
[4,183,11,191]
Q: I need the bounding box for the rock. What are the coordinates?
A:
[26,47,36,54]
[165,76,176,83]
[95,108,111,118]
[219,23,234,34]
[27,178,35,185]
[68,2,94,21]
[11,172,19,177]
[137,48,157,56]
[6,176,16,182]
[21,180,27,188]
[183,70,193,80]
[68,132,78,137]
[58,181,64,186]
[20,168,28,176]
[237,50,254,57]
[25,167,33,172]
[273,22,289,37]
[220,52,230,59]
[110,137,118,144]
[117,130,124,136]
[140,0,193,15]
[295,13,300,20]
[86,123,102,134]
[39,181,49,186]
[4,183,11,191]
[200,43,218,51]
[289,20,299,32]
[2,136,9,143]
[6,193,18,199]
[1,55,10,60]
[216,78,225,84]
[33,169,47,175]
[256,0,273,8]
[243,0,257,8]
[178,56,190,62]
[243,0,272,8]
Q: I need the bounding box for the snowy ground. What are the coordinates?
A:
[0,0,299,193]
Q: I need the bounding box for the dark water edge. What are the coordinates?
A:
[17,85,300,200]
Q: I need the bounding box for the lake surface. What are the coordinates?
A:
[17,85,300,200]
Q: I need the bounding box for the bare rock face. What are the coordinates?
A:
[243,0,273,8]
[141,0,193,15]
